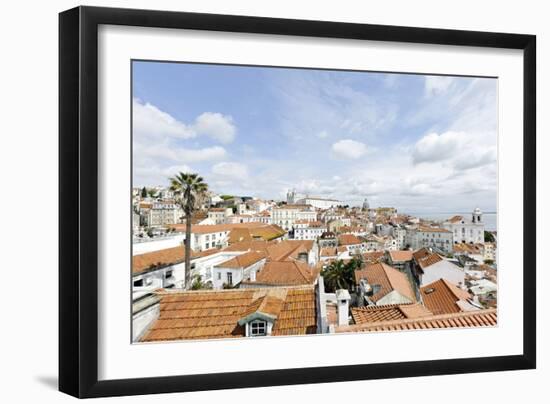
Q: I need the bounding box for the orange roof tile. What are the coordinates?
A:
[215,250,266,269]
[389,250,413,262]
[352,303,432,324]
[447,215,464,223]
[354,263,416,303]
[363,251,385,263]
[132,246,219,275]
[339,234,362,246]
[453,243,484,254]
[251,261,319,286]
[420,279,472,315]
[417,253,443,270]
[413,248,432,262]
[140,286,317,341]
[418,225,451,233]
[320,247,338,257]
[336,309,497,333]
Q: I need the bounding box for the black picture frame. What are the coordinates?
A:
[59,5,536,398]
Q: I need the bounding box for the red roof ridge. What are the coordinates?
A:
[338,308,497,333]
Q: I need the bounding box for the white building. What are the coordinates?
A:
[132,245,254,294]
[212,250,267,289]
[442,208,485,244]
[393,226,407,250]
[207,207,233,224]
[364,234,385,251]
[295,197,341,210]
[414,252,465,287]
[142,200,183,227]
[294,220,327,240]
[272,204,315,231]
[406,225,453,253]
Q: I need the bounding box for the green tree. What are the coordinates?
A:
[140,186,147,198]
[169,172,208,289]
[484,231,495,243]
[322,257,362,293]
[191,275,212,290]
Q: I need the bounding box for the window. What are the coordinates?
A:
[250,320,267,336]
[227,272,233,285]
[217,272,221,280]
[133,279,144,287]
[165,270,173,279]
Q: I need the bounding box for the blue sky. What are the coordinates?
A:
[133,61,497,213]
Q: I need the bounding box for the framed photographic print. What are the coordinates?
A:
[59,6,536,398]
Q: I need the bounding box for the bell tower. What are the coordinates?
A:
[286,189,296,204]
[472,207,483,223]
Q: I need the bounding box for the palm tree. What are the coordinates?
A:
[169,172,208,289]
[322,260,350,292]
[321,257,363,293]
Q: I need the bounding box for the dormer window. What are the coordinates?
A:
[249,320,267,336]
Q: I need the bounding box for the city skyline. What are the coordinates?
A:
[133,61,497,213]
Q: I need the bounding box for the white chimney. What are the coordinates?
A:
[335,289,351,326]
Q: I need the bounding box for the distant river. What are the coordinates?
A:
[404,212,497,232]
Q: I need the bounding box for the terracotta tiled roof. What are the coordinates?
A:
[420,279,472,315]
[132,246,219,275]
[447,215,464,223]
[140,286,317,341]
[363,251,385,264]
[215,250,266,269]
[354,263,416,303]
[248,225,286,241]
[336,309,497,333]
[418,225,451,233]
[228,225,286,243]
[320,247,338,257]
[266,240,314,261]
[168,222,267,234]
[453,243,484,254]
[337,246,348,254]
[416,253,444,270]
[352,303,432,324]
[413,247,432,262]
[252,260,319,286]
[339,234,362,246]
[223,239,314,263]
[222,240,273,254]
[389,250,413,262]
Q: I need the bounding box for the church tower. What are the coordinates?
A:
[286,189,296,205]
[472,207,483,223]
[362,198,370,210]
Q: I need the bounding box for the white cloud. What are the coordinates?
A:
[412,131,496,173]
[135,142,226,164]
[133,99,195,140]
[177,146,227,162]
[194,112,236,144]
[331,139,368,159]
[412,131,463,164]
[133,98,236,144]
[211,162,248,180]
[317,130,329,139]
[424,76,455,97]
[452,148,496,170]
